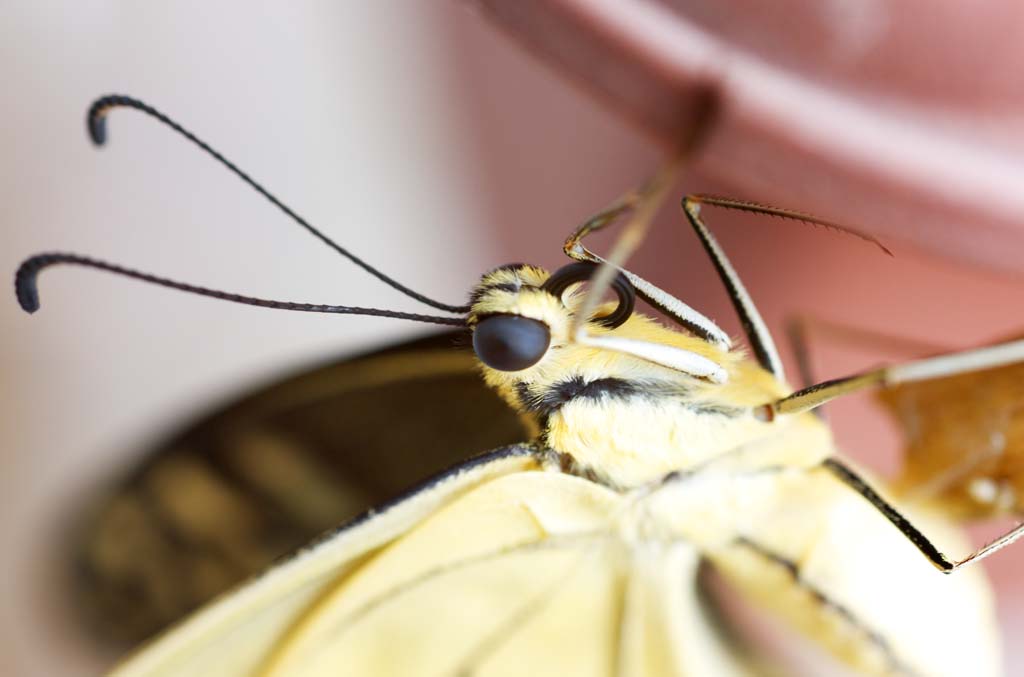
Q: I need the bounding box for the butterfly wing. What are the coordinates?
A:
[108,446,538,676]
[700,465,1001,677]
[72,331,534,646]
[110,452,760,677]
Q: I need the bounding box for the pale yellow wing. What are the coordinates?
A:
[111,446,764,677]
[262,470,625,677]
[260,473,759,677]
[698,466,1001,677]
[109,447,537,676]
[617,544,767,677]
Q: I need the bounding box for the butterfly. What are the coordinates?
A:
[19,95,1024,676]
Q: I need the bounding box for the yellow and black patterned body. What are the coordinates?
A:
[107,263,998,677]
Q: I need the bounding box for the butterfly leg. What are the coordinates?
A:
[782,316,834,426]
[785,316,818,390]
[567,191,889,383]
[559,158,739,382]
[784,314,951,421]
[680,196,783,378]
[762,337,1024,417]
[680,196,895,381]
[563,184,733,350]
[823,457,1024,572]
[786,314,952,388]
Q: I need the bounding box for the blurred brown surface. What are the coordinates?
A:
[881,353,1024,519]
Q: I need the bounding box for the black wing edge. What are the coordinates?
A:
[275,443,545,564]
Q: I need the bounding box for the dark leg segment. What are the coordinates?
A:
[824,457,1024,572]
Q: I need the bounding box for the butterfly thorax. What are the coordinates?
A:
[469,265,833,487]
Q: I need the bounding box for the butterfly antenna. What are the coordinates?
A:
[14,253,467,326]
[87,94,470,313]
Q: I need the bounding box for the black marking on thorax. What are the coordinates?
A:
[516,377,650,417]
[516,375,743,420]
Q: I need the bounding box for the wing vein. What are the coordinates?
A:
[450,537,618,675]
[307,532,611,653]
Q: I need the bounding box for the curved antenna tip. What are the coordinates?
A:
[14,266,41,314]
[86,95,123,146]
[89,116,107,145]
[88,112,108,146]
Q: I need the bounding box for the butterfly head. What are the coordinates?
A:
[466,262,629,367]
[466,262,740,414]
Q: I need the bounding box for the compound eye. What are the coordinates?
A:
[473,315,551,371]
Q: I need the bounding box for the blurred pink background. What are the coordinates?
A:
[3,2,1024,675]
